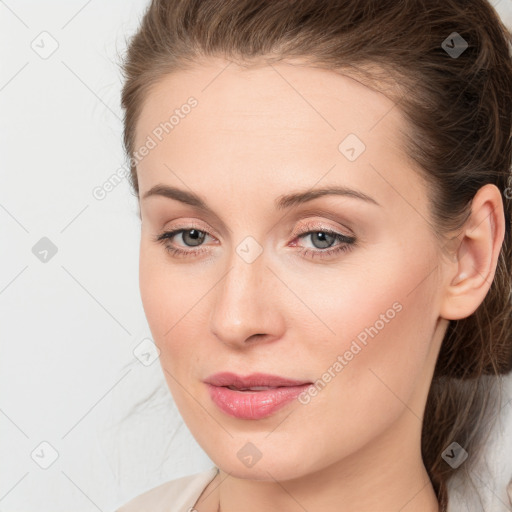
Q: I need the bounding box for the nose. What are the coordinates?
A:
[209,249,286,349]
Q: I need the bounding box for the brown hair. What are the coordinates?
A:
[120,0,512,509]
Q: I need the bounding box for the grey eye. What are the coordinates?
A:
[308,231,336,249]
[181,229,206,247]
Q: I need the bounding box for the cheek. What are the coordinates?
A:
[297,243,439,430]
[139,239,212,373]
[300,229,438,359]
[139,238,197,337]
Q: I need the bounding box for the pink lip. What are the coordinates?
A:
[204,372,313,420]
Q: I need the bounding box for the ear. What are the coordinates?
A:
[439,184,506,321]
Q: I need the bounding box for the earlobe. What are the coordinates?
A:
[440,184,505,321]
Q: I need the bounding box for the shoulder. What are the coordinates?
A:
[116,466,219,512]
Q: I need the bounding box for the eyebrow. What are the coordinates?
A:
[141,184,381,211]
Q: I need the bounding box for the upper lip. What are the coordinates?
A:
[204,372,312,389]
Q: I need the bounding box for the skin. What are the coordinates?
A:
[134,56,505,512]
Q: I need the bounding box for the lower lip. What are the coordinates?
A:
[206,383,312,420]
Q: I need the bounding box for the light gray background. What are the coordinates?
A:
[1,1,511,511]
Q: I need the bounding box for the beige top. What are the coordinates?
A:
[116,466,219,512]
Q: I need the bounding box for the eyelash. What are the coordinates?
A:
[154,225,356,261]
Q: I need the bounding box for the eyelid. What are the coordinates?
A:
[290,219,354,239]
[165,219,220,240]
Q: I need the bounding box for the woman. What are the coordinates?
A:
[116,0,512,510]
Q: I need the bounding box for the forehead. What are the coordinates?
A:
[133,57,426,215]
[135,56,403,147]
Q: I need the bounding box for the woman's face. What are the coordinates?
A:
[135,57,449,481]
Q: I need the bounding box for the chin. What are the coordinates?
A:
[205,439,318,482]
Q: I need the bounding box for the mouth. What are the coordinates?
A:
[204,372,313,420]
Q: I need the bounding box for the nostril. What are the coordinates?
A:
[247,333,266,342]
